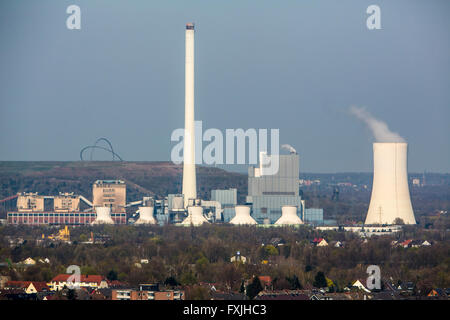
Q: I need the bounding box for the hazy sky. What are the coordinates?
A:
[1,0,449,173]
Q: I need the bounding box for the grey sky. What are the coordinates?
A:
[0,0,449,173]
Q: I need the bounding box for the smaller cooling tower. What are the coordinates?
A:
[135,206,157,225]
[230,206,257,225]
[180,206,209,226]
[365,143,416,225]
[275,206,303,225]
[91,206,114,225]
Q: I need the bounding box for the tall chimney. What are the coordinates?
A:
[365,142,416,225]
[182,23,197,208]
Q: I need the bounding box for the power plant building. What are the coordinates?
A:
[247,153,303,224]
[17,193,44,212]
[54,193,80,212]
[303,208,324,225]
[7,181,127,226]
[7,211,126,226]
[93,180,126,213]
[211,188,237,222]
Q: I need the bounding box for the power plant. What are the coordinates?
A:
[365,142,416,225]
[3,23,419,231]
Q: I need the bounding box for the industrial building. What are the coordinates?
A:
[246,152,304,224]
[54,193,80,212]
[303,208,324,225]
[16,193,45,212]
[7,210,126,226]
[7,181,127,226]
[92,180,126,213]
[211,188,237,222]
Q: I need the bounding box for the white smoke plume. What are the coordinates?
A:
[281,144,297,153]
[350,106,405,142]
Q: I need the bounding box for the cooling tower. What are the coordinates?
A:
[180,205,209,226]
[182,22,197,208]
[135,206,157,225]
[275,206,303,225]
[365,142,416,225]
[91,206,114,225]
[230,206,257,225]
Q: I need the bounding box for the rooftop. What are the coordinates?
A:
[94,180,125,185]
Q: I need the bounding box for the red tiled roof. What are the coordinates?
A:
[107,280,128,287]
[32,282,49,291]
[51,274,104,284]
[259,276,272,284]
[5,281,30,289]
[401,240,413,246]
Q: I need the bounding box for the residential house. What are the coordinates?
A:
[211,291,246,300]
[256,290,309,300]
[399,240,413,248]
[230,255,247,264]
[22,257,36,265]
[111,284,184,300]
[38,258,50,264]
[352,280,370,293]
[269,238,286,247]
[332,241,344,248]
[4,281,49,294]
[49,274,108,291]
[258,276,273,291]
[0,276,10,289]
[427,288,447,299]
[421,240,432,246]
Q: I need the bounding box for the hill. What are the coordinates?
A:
[0,161,247,217]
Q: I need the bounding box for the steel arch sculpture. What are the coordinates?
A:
[80,137,123,161]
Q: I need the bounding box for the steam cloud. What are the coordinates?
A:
[350,106,405,142]
[281,144,297,153]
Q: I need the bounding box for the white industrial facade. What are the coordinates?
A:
[247,153,303,224]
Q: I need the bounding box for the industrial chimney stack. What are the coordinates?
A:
[365,142,416,225]
[182,23,197,208]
